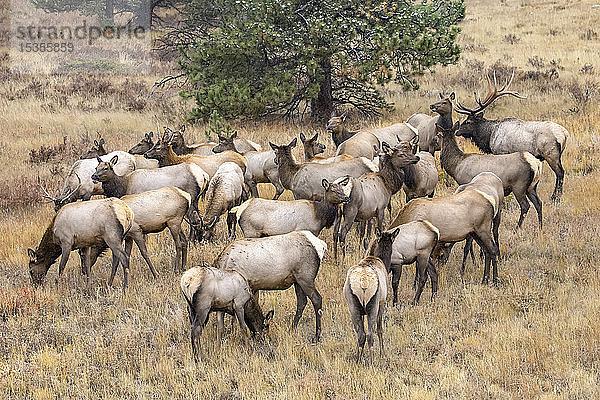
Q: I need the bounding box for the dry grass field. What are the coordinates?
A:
[1,0,600,398]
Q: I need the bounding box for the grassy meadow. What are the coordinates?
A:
[1,0,600,398]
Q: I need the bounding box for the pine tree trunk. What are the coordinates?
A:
[104,0,114,24]
[311,58,333,120]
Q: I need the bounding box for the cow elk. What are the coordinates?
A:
[181,265,273,362]
[438,122,543,229]
[269,138,377,201]
[27,198,133,289]
[212,132,285,199]
[344,229,398,363]
[213,231,326,342]
[300,132,353,164]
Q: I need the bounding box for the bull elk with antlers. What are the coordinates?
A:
[454,71,568,202]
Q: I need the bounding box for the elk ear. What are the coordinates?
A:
[449,92,456,101]
[148,131,153,138]
[340,175,351,186]
[94,140,99,146]
[269,142,277,151]
[311,132,318,141]
[452,121,460,131]
[179,124,186,133]
[110,155,119,166]
[322,178,330,189]
[410,135,419,146]
[27,248,36,261]
[341,112,347,121]
[330,110,337,118]
[96,155,103,163]
[474,112,484,121]
[231,131,238,139]
[439,92,444,99]
[289,137,297,148]
[299,132,306,143]
[99,138,105,146]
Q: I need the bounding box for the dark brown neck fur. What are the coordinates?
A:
[440,128,467,179]
[36,217,62,270]
[276,153,302,189]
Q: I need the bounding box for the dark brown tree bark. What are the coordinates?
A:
[311,58,334,120]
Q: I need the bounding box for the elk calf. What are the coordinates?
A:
[28,198,133,289]
[344,229,398,363]
[180,265,273,362]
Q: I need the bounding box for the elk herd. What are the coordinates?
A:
[26,73,568,363]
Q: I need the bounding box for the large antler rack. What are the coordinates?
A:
[453,70,527,116]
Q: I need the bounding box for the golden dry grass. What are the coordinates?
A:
[1,1,600,399]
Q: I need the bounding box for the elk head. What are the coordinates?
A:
[370,227,401,271]
[128,132,154,155]
[167,125,186,151]
[91,155,118,182]
[453,70,526,138]
[212,131,237,153]
[27,247,50,285]
[300,131,326,159]
[430,92,455,116]
[269,137,297,165]
[322,177,351,205]
[37,174,81,212]
[80,133,107,159]
[326,111,347,137]
[143,132,172,160]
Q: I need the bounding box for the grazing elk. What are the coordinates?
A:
[405,93,456,153]
[188,162,245,241]
[454,71,567,201]
[438,122,543,229]
[212,132,285,199]
[344,229,398,363]
[144,133,247,178]
[300,132,354,164]
[326,143,419,257]
[27,198,133,289]
[46,151,137,211]
[269,138,377,201]
[386,220,440,306]
[390,174,501,285]
[213,230,327,342]
[230,179,349,238]
[82,134,158,169]
[181,265,273,362]
[91,155,209,216]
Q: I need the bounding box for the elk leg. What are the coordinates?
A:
[366,308,377,364]
[472,230,499,285]
[227,211,237,240]
[462,236,474,280]
[298,280,323,343]
[333,212,341,260]
[427,260,438,301]
[339,206,358,258]
[358,221,367,250]
[390,264,402,307]
[413,255,430,305]
[233,302,250,347]
[376,303,384,358]
[108,252,119,287]
[350,311,366,363]
[133,235,158,278]
[168,223,183,272]
[216,312,224,349]
[291,283,308,330]
[526,186,543,230]
[548,154,564,202]
[105,236,130,290]
[515,191,530,229]
[179,231,188,270]
[191,306,210,363]
[83,247,92,287]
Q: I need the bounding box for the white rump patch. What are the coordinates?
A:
[247,139,262,151]
[180,267,205,303]
[189,164,210,191]
[421,219,440,240]
[359,157,379,172]
[174,187,192,208]
[234,199,252,223]
[348,266,378,308]
[522,152,543,188]
[299,230,327,261]
[474,189,496,211]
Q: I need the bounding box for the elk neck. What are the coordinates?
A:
[36,217,62,270]
[378,157,406,195]
[101,172,129,198]
[314,196,339,229]
[440,128,467,178]
[276,152,301,189]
